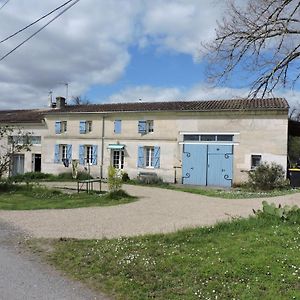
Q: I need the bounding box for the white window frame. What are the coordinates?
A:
[61,121,67,133]
[112,150,124,169]
[147,120,154,133]
[86,145,93,165]
[61,144,68,161]
[251,154,262,169]
[145,146,154,168]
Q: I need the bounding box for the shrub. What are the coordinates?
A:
[10,172,54,182]
[253,201,300,221]
[137,175,164,185]
[108,166,123,192]
[247,162,287,190]
[122,172,130,182]
[56,171,93,181]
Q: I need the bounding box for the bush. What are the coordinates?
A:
[10,172,54,182]
[137,175,164,185]
[56,171,93,181]
[247,162,287,190]
[122,172,130,182]
[108,166,123,192]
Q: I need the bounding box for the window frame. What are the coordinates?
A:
[61,144,68,161]
[112,149,124,169]
[145,146,154,168]
[86,145,93,165]
[251,154,262,169]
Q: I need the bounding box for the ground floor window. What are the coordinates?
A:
[137,146,160,168]
[145,147,154,167]
[251,154,262,169]
[86,145,93,165]
[112,150,124,169]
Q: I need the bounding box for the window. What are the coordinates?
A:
[55,121,67,134]
[137,146,160,168]
[54,144,72,164]
[138,120,154,134]
[113,150,124,169]
[61,144,68,160]
[145,147,154,167]
[147,120,154,133]
[183,134,234,142]
[251,155,262,169]
[80,121,92,134]
[114,120,122,134]
[79,144,98,165]
[86,145,93,165]
[29,136,41,145]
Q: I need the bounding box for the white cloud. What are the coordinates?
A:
[108,83,249,103]
[0,0,228,109]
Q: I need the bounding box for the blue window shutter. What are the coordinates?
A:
[79,121,86,134]
[55,121,61,134]
[79,145,85,165]
[54,144,60,163]
[138,120,147,134]
[67,144,72,161]
[114,120,121,134]
[137,146,144,168]
[154,146,160,169]
[92,145,98,165]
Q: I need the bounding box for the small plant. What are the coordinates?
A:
[72,159,79,179]
[108,166,123,192]
[247,162,287,190]
[253,201,299,220]
[122,172,130,182]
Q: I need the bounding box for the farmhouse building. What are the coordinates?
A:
[0,97,289,187]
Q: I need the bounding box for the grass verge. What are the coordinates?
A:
[126,180,299,199]
[0,185,136,210]
[32,213,300,300]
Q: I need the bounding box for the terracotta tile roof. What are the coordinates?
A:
[0,109,49,124]
[52,98,289,113]
[0,98,288,123]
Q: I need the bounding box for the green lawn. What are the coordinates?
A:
[0,185,136,210]
[38,213,300,300]
[127,180,299,199]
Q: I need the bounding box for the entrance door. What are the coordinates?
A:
[112,150,124,169]
[11,154,25,176]
[182,144,233,187]
[32,154,41,172]
[207,145,233,187]
[182,144,207,185]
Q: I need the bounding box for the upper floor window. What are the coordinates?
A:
[114,120,122,134]
[138,120,154,134]
[55,121,67,134]
[8,135,41,145]
[251,155,262,169]
[80,120,92,134]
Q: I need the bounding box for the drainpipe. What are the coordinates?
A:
[100,115,105,179]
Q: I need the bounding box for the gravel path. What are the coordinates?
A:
[0,221,109,300]
[0,183,299,239]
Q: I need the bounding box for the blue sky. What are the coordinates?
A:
[0,0,299,109]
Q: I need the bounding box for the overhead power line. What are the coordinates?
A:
[0,0,73,44]
[0,0,80,62]
[0,0,10,11]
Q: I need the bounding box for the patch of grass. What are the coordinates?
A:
[0,185,136,210]
[39,213,300,300]
[126,180,299,198]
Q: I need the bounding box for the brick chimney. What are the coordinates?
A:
[56,96,66,109]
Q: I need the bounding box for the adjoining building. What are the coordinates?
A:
[0,97,289,187]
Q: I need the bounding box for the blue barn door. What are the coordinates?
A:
[207,145,233,187]
[182,144,207,185]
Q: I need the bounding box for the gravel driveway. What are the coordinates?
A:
[0,183,299,239]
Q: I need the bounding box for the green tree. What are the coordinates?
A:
[0,126,32,178]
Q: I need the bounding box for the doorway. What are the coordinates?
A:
[32,154,41,172]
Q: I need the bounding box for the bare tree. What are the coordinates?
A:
[71,95,91,105]
[0,126,32,178]
[204,0,300,98]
